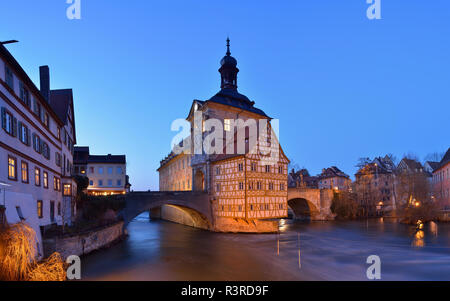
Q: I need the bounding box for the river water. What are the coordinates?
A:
[82,214,450,281]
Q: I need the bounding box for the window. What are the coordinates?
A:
[63,184,71,196]
[8,156,17,180]
[32,133,41,153]
[278,166,283,174]
[216,167,221,175]
[16,206,25,221]
[257,181,262,190]
[98,167,104,174]
[55,152,61,166]
[108,167,113,174]
[248,182,254,190]
[43,171,48,189]
[19,82,31,107]
[280,183,285,191]
[44,113,49,128]
[53,177,61,191]
[90,167,94,173]
[269,182,274,190]
[239,182,244,190]
[99,180,103,186]
[107,179,113,187]
[5,65,14,89]
[238,163,243,172]
[117,179,122,186]
[117,167,122,174]
[89,180,93,186]
[37,200,43,219]
[265,165,270,173]
[21,161,29,183]
[216,183,220,192]
[251,162,257,172]
[18,122,29,145]
[35,167,41,186]
[1,108,16,136]
[42,142,50,160]
[224,119,231,132]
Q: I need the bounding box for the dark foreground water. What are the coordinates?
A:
[82,214,450,281]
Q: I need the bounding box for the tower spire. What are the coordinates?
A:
[219,37,239,90]
[226,37,231,56]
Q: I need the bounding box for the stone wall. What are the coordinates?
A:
[43,221,124,259]
[213,217,278,233]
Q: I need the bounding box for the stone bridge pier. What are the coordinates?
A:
[287,188,335,221]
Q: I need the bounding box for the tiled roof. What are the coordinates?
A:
[319,166,349,179]
[88,155,126,164]
[49,89,72,123]
[207,89,269,118]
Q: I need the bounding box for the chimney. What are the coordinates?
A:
[39,66,50,103]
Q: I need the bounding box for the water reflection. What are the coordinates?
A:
[412,230,425,248]
[82,215,450,281]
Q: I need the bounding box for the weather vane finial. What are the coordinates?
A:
[226,37,231,56]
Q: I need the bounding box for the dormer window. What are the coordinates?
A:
[5,65,14,89]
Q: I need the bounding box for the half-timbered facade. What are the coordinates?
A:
[158,39,289,222]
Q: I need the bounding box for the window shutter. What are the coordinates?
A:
[18,121,22,141]
[12,117,17,137]
[19,82,23,100]
[33,97,38,115]
[38,137,43,154]
[27,128,31,146]
[1,107,6,130]
[32,133,36,150]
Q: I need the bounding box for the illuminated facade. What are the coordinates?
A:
[0,43,77,256]
[158,39,289,221]
[74,146,130,195]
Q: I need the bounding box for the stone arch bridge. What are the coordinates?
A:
[114,188,334,231]
[287,187,335,220]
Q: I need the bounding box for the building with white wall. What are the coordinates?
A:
[0,42,77,257]
[74,146,130,195]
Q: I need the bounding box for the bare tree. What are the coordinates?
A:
[355,157,371,169]
[424,152,444,163]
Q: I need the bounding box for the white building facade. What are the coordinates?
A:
[0,43,77,257]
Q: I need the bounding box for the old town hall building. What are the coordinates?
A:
[158,39,289,226]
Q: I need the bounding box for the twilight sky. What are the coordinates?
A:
[1,0,449,190]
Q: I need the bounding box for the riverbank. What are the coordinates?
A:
[43,221,125,259]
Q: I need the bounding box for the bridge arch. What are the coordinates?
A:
[288,198,320,221]
[118,192,213,230]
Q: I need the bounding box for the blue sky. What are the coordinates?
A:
[1,0,449,190]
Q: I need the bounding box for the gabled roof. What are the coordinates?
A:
[435,147,450,171]
[207,89,269,118]
[398,158,423,171]
[49,89,77,144]
[425,161,440,171]
[73,146,90,164]
[319,166,349,179]
[0,43,64,126]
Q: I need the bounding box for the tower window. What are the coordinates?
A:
[224,119,231,131]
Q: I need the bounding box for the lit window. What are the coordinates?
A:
[8,156,17,180]
[21,161,28,183]
[63,184,71,196]
[35,168,40,186]
[224,119,231,132]
[43,171,48,188]
[37,200,43,219]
